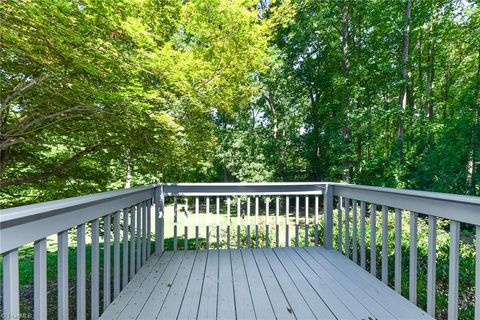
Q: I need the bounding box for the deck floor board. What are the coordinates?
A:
[197,250,218,320]
[217,250,236,319]
[100,247,434,320]
[313,247,432,320]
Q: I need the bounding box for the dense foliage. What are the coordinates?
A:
[1,0,479,206]
[216,0,480,195]
[0,0,267,206]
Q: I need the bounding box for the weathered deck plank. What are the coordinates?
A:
[231,249,256,319]
[281,247,358,319]
[177,250,208,319]
[100,254,164,319]
[251,249,295,320]
[241,249,276,319]
[270,248,336,319]
[196,250,218,319]
[261,249,318,319]
[135,251,185,319]
[294,247,390,320]
[217,250,236,319]
[100,247,433,320]
[157,250,197,319]
[313,247,433,320]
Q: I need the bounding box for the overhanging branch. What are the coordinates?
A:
[0,144,103,187]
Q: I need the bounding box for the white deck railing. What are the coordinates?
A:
[0,183,478,319]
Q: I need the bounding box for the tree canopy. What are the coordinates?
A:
[1,0,479,207]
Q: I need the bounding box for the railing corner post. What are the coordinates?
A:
[155,185,165,255]
[324,183,334,249]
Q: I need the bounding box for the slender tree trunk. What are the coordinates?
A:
[467,50,480,195]
[341,0,351,182]
[124,148,132,188]
[397,0,412,159]
[426,13,435,121]
[267,89,285,179]
[418,29,424,109]
[309,87,320,179]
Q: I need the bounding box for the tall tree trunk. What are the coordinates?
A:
[418,29,424,111]
[426,11,435,121]
[341,0,351,182]
[397,0,412,160]
[309,87,320,180]
[124,148,132,188]
[266,89,285,179]
[467,50,480,195]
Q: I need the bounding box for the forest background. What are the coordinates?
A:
[1,0,479,207]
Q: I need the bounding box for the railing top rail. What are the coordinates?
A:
[0,185,156,225]
[331,183,480,225]
[0,185,155,254]
[1,181,478,254]
[162,182,326,196]
[330,183,480,205]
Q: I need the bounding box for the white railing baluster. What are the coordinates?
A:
[246,197,251,248]
[136,205,141,271]
[265,198,270,247]
[160,189,165,253]
[286,196,290,247]
[122,208,129,288]
[114,210,121,298]
[34,238,47,320]
[395,208,402,293]
[352,201,358,263]
[276,196,280,247]
[305,196,309,247]
[227,197,231,249]
[427,215,437,316]
[255,196,259,248]
[104,213,112,310]
[147,200,152,258]
[185,198,189,251]
[370,203,377,277]
[409,211,417,305]
[448,220,460,320]
[381,206,388,284]
[154,188,160,255]
[476,225,479,320]
[295,196,299,247]
[174,196,178,251]
[3,249,19,319]
[314,196,319,246]
[360,201,366,269]
[142,202,147,264]
[195,197,199,250]
[92,219,100,320]
[57,230,69,319]
[237,197,241,249]
[206,197,210,249]
[217,196,221,249]
[344,198,350,257]
[77,223,86,320]
[338,196,343,253]
[154,187,164,255]
[130,206,135,279]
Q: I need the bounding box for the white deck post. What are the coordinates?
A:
[155,186,164,255]
[324,183,334,249]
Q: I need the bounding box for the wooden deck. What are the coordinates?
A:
[101,247,433,320]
